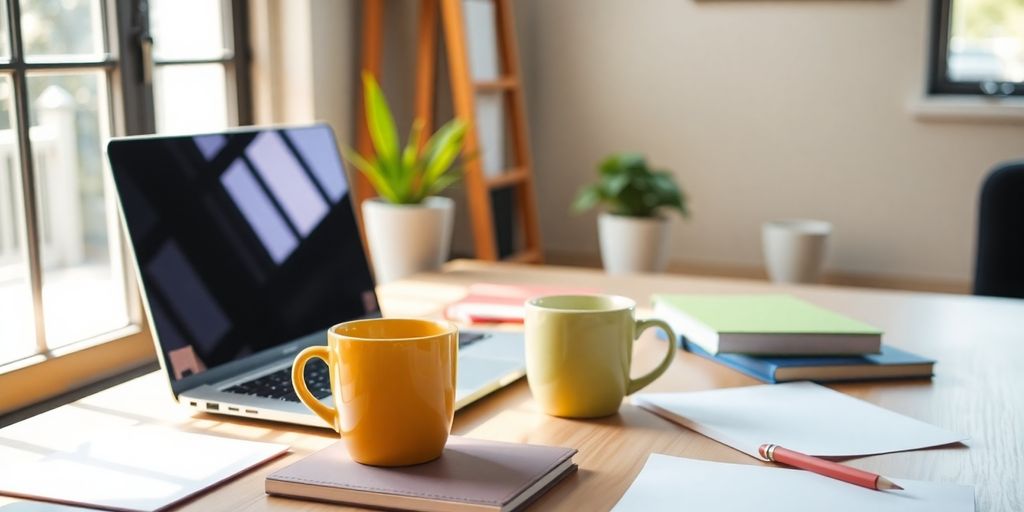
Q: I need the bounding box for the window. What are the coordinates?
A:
[148,0,251,133]
[930,0,1024,96]
[0,0,250,414]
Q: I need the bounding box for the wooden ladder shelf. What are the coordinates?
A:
[355,0,543,263]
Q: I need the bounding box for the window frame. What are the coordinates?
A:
[0,0,252,416]
[929,0,1024,97]
[117,0,253,134]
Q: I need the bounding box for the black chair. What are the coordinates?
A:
[974,160,1024,298]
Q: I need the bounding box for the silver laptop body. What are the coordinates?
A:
[107,124,525,428]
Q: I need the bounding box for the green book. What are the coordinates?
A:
[651,294,882,356]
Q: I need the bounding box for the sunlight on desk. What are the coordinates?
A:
[462,396,546,441]
[0,426,286,511]
[377,279,469,318]
[0,405,137,460]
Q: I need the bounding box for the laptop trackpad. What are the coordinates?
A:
[457,356,524,395]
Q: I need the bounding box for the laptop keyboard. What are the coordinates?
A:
[459,331,487,346]
[222,332,490,403]
[224,362,330,402]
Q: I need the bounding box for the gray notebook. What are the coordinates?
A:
[265,436,578,512]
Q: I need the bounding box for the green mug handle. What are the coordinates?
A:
[626,318,677,395]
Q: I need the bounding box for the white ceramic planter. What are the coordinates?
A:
[761,219,832,284]
[361,196,454,284]
[598,213,670,274]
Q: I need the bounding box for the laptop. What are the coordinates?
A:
[106,124,526,428]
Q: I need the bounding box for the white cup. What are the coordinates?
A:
[761,219,832,284]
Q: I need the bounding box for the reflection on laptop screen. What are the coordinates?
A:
[108,125,378,382]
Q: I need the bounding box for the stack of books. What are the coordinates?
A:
[651,294,934,383]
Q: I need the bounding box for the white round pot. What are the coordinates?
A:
[761,219,832,284]
[362,196,454,284]
[598,212,670,274]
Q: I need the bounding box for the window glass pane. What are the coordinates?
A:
[0,75,36,365]
[0,2,11,60]
[21,0,105,62]
[27,72,129,349]
[948,0,1024,83]
[154,64,229,134]
[150,0,230,61]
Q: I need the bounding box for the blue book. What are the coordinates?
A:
[678,337,934,383]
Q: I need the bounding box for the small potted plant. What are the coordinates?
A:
[342,72,468,283]
[572,152,689,274]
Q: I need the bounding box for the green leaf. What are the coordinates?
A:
[402,118,425,174]
[421,119,468,183]
[578,152,689,218]
[622,153,647,173]
[351,73,468,204]
[424,171,461,199]
[649,171,676,194]
[341,146,399,203]
[600,152,644,176]
[598,155,620,176]
[602,173,630,196]
[362,72,400,174]
[572,185,603,213]
[396,118,426,199]
[615,187,650,217]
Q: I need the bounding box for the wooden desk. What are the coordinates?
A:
[2,261,1022,511]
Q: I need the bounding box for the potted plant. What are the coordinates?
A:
[342,72,468,283]
[572,152,689,274]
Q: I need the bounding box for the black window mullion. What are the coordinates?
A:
[0,60,116,71]
[115,0,154,134]
[929,0,952,95]
[231,0,251,126]
[152,56,233,66]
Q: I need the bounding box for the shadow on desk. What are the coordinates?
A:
[0,362,158,429]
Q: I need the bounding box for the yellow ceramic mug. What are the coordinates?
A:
[292,318,458,466]
[525,294,676,418]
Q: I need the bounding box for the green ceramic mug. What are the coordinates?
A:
[524,294,677,418]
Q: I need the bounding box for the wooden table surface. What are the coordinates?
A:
[2,261,1022,511]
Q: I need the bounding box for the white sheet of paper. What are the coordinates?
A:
[0,426,288,512]
[613,454,974,512]
[633,381,966,458]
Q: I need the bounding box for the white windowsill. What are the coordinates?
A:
[911,96,1024,124]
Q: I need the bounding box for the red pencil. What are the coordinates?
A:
[758,443,904,491]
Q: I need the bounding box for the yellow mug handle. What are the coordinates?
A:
[292,346,339,432]
[626,319,677,395]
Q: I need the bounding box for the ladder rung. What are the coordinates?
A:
[485,168,528,189]
[474,76,518,91]
[504,248,542,263]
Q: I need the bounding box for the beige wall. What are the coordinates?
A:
[519,0,1024,285]
[250,0,356,146]
[265,0,1023,287]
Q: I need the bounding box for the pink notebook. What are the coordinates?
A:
[445,283,597,324]
[265,436,578,512]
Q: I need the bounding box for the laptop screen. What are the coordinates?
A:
[107,124,378,385]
